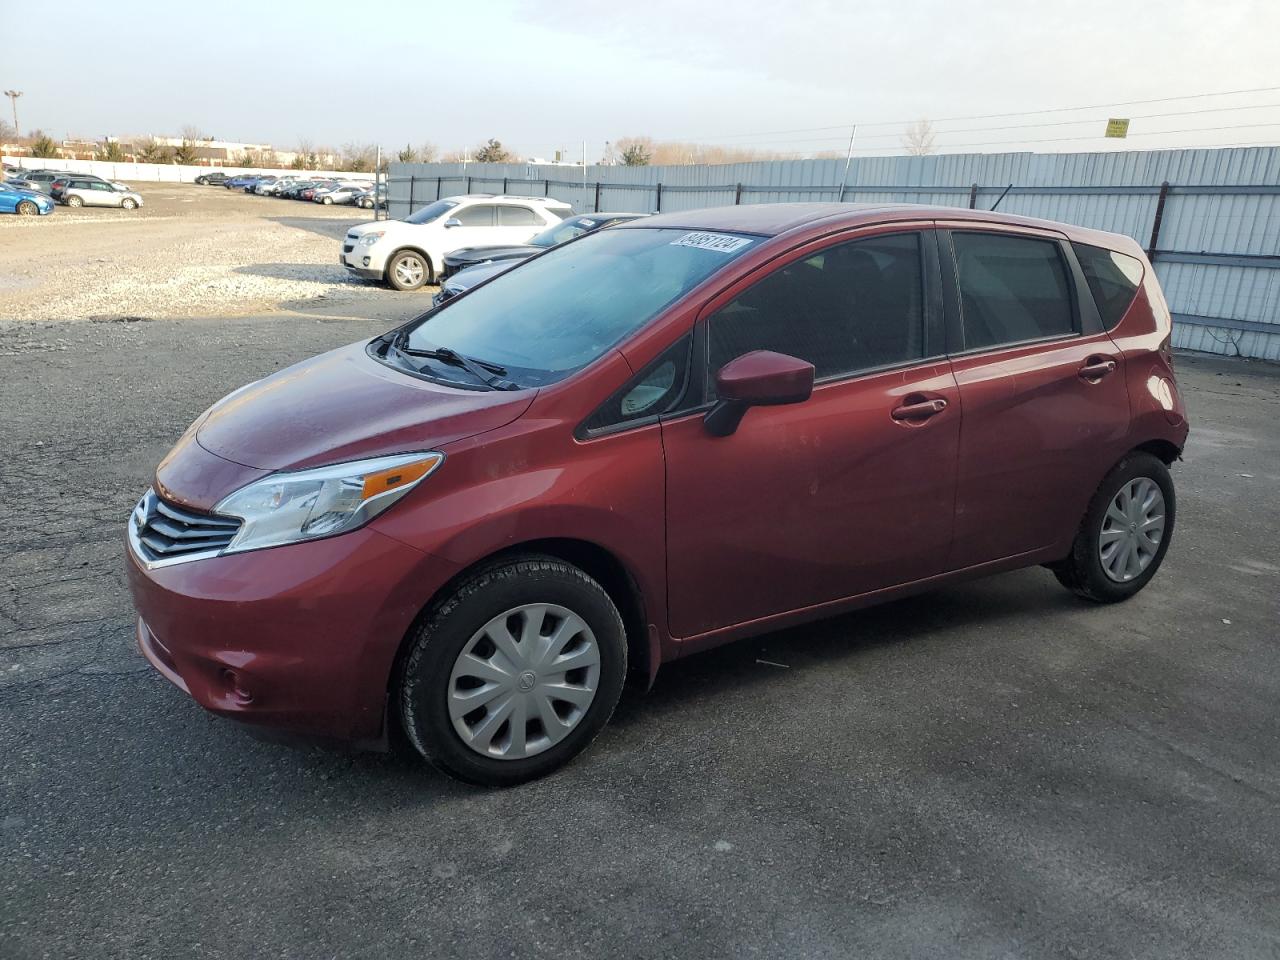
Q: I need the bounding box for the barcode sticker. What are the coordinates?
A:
[670,232,753,254]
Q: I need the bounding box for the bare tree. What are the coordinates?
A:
[902,119,936,156]
[417,142,439,163]
[180,124,206,143]
[441,149,470,163]
[0,118,15,142]
[340,142,377,172]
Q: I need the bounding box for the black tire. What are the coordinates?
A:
[386,249,430,291]
[398,555,627,787]
[1052,451,1176,603]
[16,200,38,216]
[66,195,83,208]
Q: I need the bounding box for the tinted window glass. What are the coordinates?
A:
[404,199,458,225]
[454,204,497,227]
[405,228,755,388]
[1072,242,1144,330]
[498,205,543,226]
[708,232,925,383]
[952,233,1075,349]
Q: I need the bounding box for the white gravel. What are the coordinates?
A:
[0,184,423,323]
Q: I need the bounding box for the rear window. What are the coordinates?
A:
[952,232,1076,350]
[1072,242,1144,330]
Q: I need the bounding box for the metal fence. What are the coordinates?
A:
[387,147,1280,360]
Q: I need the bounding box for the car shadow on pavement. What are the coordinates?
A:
[612,569,1081,727]
[232,262,363,283]
[266,215,365,240]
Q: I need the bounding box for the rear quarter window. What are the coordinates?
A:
[1072,242,1144,330]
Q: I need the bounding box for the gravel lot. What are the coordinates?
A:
[1,197,1278,958]
[0,182,423,324]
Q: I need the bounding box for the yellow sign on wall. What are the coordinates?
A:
[1105,118,1131,139]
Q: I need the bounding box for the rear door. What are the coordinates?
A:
[939,226,1130,569]
[662,225,961,639]
[496,204,547,243]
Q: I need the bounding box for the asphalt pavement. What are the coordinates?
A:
[1,314,1277,959]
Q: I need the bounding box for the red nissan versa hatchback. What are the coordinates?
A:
[126,203,1188,786]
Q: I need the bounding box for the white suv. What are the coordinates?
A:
[341,194,573,290]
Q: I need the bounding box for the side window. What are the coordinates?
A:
[708,232,926,383]
[454,204,497,227]
[952,232,1076,350]
[1072,242,1144,330]
[498,205,543,226]
[579,335,692,435]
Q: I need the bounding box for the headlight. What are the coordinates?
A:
[215,452,443,554]
[359,231,385,246]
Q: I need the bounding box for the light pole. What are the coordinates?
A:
[3,90,22,137]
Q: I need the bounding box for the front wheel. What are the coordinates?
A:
[16,200,38,216]
[386,250,430,291]
[1052,451,1176,603]
[121,198,138,210]
[322,196,333,205]
[399,555,627,786]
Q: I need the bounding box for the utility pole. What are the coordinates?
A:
[3,90,22,137]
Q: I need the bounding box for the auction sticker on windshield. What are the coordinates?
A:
[670,232,754,253]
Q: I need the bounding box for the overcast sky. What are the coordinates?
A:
[5,0,1279,159]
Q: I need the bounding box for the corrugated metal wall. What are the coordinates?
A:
[388,147,1280,360]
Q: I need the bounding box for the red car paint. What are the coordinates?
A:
[127,203,1188,745]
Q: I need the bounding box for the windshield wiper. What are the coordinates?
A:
[391,332,518,390]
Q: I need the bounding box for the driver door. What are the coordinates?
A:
[661,226,961,639]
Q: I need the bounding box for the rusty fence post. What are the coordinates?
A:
[735,183,743,205]
[968,183,978,209]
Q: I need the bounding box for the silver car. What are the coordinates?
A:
[61,179,144,210]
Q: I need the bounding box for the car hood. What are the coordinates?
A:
[193,340,535,476]
[447,244,541,265]
[446,259,522,292]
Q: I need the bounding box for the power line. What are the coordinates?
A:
[667,84,1280,143]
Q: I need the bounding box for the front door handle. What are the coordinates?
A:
[1079,357,1117,382]
[891,397,948,421]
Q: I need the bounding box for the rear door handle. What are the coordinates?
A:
[1079,357,1117,382]
[891,397,948,421]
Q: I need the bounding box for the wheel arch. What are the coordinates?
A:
[1132,438,1181,465]
[385,536,656,744]
[385,245,436,283]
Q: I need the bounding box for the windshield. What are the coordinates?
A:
[529,216,602,248]
[404,199,459,225]
[403,227,757,387]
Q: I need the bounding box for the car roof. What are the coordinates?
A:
[620,202,1141,251]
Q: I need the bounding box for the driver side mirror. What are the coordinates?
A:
[443,217,462,228]
[704,350,815,437]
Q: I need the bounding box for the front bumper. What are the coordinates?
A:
[127,525,461,744]
[342,242,387,279]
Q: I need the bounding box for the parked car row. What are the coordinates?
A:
[197,172,384,208]
[341,193,607,291]
[2,168,144,215]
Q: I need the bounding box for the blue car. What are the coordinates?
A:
[0,181,55,216]
[223,174,258,190]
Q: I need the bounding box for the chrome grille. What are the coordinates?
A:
[130,489,240,566]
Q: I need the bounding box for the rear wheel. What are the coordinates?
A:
[1052,451,1175,603]
[399,555,627,786]
[16,200,38,216]
[66,195,83,208]
[387,250,430,291]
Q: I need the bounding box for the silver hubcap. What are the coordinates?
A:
[394,256,424,286]
[448,603,600,760]
[1099,477,1165,582]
